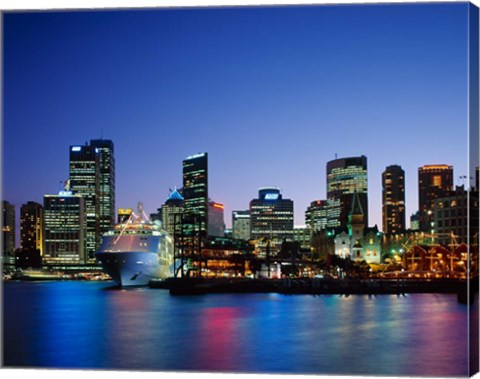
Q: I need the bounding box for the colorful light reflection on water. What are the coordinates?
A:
[3,281,473,376]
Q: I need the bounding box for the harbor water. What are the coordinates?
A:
[2,281,474,376]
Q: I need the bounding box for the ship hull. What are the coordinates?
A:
[95,251,166,287]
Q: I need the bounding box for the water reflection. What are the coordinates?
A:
[3,282,470,376]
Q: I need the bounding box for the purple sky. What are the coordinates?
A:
[3,3,476,240]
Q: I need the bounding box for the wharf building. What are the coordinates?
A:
[43,191,86,265]
[333,191,381,264]
[418,164,453,233]
[232,210,251,241]
[2,201,16,258]
[305,200,328,232]
[182,153,208,237]
[208,201,225,237]
[20,201,43,255]
[249,187,294,257]
[382,165,406,235]
[326,155,368,229]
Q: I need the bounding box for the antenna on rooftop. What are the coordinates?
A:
[335,153,338,159]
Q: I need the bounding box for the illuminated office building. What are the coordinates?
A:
[69,143,100,262]
[250,187,294,257]
[2,201,16,257]
[293,225,312,250]
[208,201,225,237]
[418,165,453,232]
[20,201,43,255]
[69,139,115,262]
[43,191,86,264]
[182,153,208,236]
[326,156,368,228]
[160,189,184,237]
[232,210,251,241]
[434,185,479,246]
[382,165,406,234]
[90,139,115,235]
[305,200,328,232]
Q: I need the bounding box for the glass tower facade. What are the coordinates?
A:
[90,139,115,237]
[232,210,251,241]
[326,156,368,228]
[20,201,43,255]
[43,192,85,264]
[2,201,16,257]
[160,189,184,238]
[250,187,294,257]
[69,144,99,262]
[305,200,328,232]
[418,164,453,233]
[182,153,208,237]
[69,140,115,263]
[382,165,406,234]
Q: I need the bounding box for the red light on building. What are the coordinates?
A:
[212,203,224,210]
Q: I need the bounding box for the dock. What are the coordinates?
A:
[150,277,478,302]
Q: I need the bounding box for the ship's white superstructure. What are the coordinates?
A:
[95,204,174,286]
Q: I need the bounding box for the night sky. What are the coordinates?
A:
[3,2,475,239]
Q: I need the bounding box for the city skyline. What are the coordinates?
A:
[3,3,477,236]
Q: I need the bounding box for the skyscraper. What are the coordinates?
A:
[69,143,99,262]
[326,156,368,228]
[20,201,43,255]
[418,164,453,232]
[43,191,86,265]
[382,165,406,234]
[90,139,115,236]
[232,210,250,241]
[2,201,16,257]
[69,139,115,263]
[160,189,184,237]
[434,185,479,246]
[208,201,225,237]
[182,153,208,236]
[305,200,328,232]
[250,187,294,257]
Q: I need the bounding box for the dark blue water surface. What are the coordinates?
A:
[2,281,472,376]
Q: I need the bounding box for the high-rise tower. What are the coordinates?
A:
[208,201,225,237]
[69,139,115,263]
[90,139,115,236]
[326,156,368,228]
[160,189,184,238]
[43,191,86,264]
[182,153,208,236]
[20,201,43,255]
[382,165,406,234]
[250,187,294,257]
[2,201,16,257]
[305,200,328,232]
[232,210,251,241]
[418,164,453,232]
[69,144,99,262]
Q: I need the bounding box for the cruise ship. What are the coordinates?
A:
[95,204,174,287]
